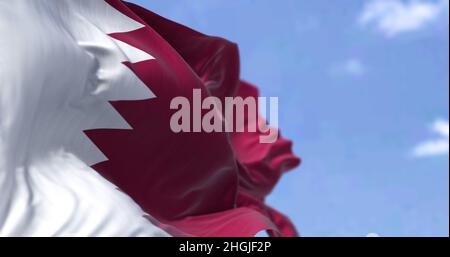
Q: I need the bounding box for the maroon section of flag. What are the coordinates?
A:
[86,0,301,237]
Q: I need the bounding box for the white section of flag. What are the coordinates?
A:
[0,0,165,236]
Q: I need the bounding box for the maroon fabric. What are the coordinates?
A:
[86,0,301,237]
[232,81,301,237]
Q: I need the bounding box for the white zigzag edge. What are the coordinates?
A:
[63,0,157,165]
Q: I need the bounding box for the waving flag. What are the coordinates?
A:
[0,0,300,237]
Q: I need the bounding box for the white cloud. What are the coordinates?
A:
[331,58,366,77]
[359,0,449,37]
[413,119,449,157]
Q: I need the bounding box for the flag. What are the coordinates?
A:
[0,0,300,237]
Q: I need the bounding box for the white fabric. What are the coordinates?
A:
[0,0,166,236]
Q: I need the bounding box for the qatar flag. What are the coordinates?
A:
[0,0,300,237]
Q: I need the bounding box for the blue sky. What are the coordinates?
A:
[130,0,449,236]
